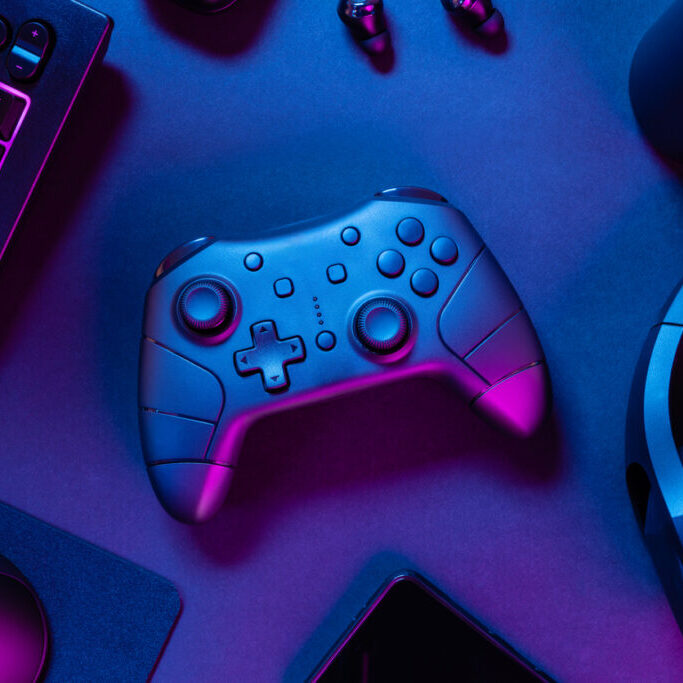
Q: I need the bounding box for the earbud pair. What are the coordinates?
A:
[338,0,505,55]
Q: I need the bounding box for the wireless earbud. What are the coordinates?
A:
[337,0,390,55]
[441,0,505,38]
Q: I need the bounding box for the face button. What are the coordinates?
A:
[377,249,405,278]
[178,279,234,334]
[327,263,347,284]
[316,330,336,351]
[396,218,424,246]
[244,252,263,271]
[274,277,294,298]
[354,297,412,355]
[410,268,439,297]
[234,321,306,393]
[430,236,458,265]
[341,227,360,246]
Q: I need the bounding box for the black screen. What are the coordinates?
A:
[313,575,547,683]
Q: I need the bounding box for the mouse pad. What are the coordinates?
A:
[0,501,181,681]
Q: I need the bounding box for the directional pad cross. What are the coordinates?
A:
[234,320,306,393]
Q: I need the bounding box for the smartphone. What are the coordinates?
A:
[308,571,553,682]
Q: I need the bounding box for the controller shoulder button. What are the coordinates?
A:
[376,187,448,203]
[155,237,214,278]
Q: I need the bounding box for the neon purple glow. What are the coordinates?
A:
[0,83,30,173]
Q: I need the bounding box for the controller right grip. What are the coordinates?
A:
[438,249,551,436]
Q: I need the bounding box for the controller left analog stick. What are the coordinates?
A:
[178,279,233,335]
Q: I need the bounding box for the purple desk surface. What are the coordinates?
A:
[1,0,683,680]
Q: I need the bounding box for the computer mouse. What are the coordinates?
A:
[0,554,48,683]
[173,0,239,13]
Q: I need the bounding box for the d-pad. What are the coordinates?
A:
[234,320,306,393]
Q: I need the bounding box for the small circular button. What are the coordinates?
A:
[341,227,360,246]
[244,252,263,271]
[430,236,458,265]
[377,250,405,278]
[316,331,336,351]
[396,218,424,246]
[410,269,439,297]
[179,279,233,334]
[354,297,411,355]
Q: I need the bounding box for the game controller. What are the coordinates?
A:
[627,277,683,632]
[139,187,551,523]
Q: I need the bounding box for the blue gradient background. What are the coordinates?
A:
[1,0,683,679]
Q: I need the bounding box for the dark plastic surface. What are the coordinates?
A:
[309,571,550,682]
[0,0,113,260]
[139,190,551,523]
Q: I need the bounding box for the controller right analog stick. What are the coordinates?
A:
[178,279,233,335]
[354,297,412,355]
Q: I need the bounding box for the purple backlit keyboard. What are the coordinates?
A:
[0,1,113,262]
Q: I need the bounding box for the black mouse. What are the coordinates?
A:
[173,0,239,13]
[0,554,48,683]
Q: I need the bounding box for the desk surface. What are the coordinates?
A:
[1,0,682,680]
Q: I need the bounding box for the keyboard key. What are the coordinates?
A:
[0,90,25,141]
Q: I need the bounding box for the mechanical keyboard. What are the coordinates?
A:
[0,0,113,261]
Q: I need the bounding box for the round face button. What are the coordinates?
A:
[244,252,263,271]
[396,218,425,246]
[354,297,412,355]
[410,269,439,297]
[430,236,458,265]
[377,249,405,278]
[341,227,360,246]
[178,279,234,334]
[316,330,336,351]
